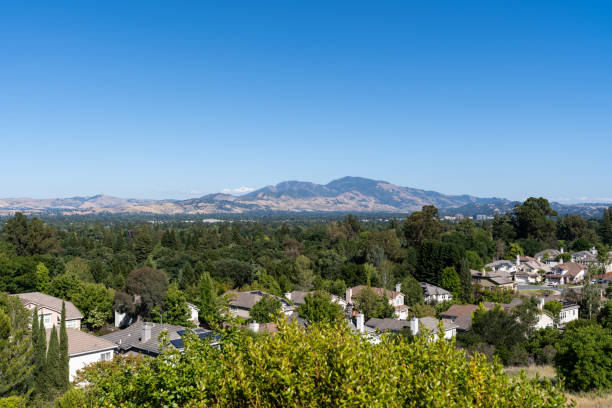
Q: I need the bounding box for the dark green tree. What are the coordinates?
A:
[353,287,394,320]
[297,291,343,324]
[46,325,60,395]
[133,226,153,264]
[439,266,461,298]
[400,275,424,307]
[59,302,69,391]
[160,283,192,326]
[249,295,281,323]
[512,198,557,242]
[403,206,442,247]
[198,272,222,327]
[458,258,473,302]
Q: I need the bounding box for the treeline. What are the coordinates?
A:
[0,200,611,329]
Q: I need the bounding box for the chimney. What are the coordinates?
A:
[346,288,353,304]
[516,254,520,267]
[395,283,402,293]
[284,292,292,301]
[409,317,419,336]
[537,297,545,310]
[560,248,564,254]
[481,268,486,277]
[356,313,364,333]
[142,323,152,343]
[249,321,259,333]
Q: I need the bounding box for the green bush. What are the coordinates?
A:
[0,396,26,408]
[555,323,612,392]
[77,320,569,407]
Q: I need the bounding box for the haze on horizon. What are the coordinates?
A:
[1,1,611,203]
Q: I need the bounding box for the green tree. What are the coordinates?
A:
[353,287,394,320]
[114,267,168,319]
[35,262,50,293]
[0,293,32,399]
[401,275,424,307]
[46,325,60,396]
[71,282,114,330]
[297,291,343,324]
[555,323,612,391]
[2,213,56,256]
[409,302,435,318]
[33,314,47,397]
[544,300,562,325]
[59,302,69,392]
[133,226,153,264]
[599,300,612,329]
[65,257,93,282]
[160,284,192,326]
[403,205,442,247]
[294,255,314,291]
[600,207,612,245]
[197,272,222,327]
[458,258,473,302]
[512,198,557,242]
[439,266,461,298]
[249,295,281,323]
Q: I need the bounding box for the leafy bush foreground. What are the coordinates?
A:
[65,321,569,408]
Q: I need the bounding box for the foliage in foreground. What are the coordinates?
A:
[69,321,569,408]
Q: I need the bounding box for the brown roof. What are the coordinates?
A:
[553,262,585,277]
[17,292,83,320]
[350,285,401,300]
[225,291,292,310]
[440,304,478,318]
[46,328,115,356]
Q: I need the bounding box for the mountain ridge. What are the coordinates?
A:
[0,177,609,218]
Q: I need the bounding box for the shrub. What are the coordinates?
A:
[555,323,612,392]
[77,320,570,407]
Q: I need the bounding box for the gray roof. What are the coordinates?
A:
[47,328,115,356]
[486,260,515,268]
[418,317,458,332]
[17,292,83,320]
[225,290,292,310]
[101,321,186,355]
[535,249,560,259]
[420,282,451,297]
[289,291,312,306]
[365,318,411,332]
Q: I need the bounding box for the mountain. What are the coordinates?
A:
[0,177,609,217]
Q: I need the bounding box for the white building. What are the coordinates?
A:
[47,328,116,381]
[420,282,453,303]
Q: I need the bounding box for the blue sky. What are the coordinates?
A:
[1,1,611,202]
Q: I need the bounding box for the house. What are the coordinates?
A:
[514,262,544,284]
[346,284,408,320]
[101,321,219,357]
[557,301,580,326]
[485,260,517,274]
[286,290,348,310]
[225,290,295,319]
[572,247,611,271]
[420,282,453,303]
[535,249,562,266]
[17,292,83,330]
[545,262,586,285]
[186,302,199,325]
[471,270,517,292]
[46,328,116,381]
[596,272,612,285]
[439,304,479,332]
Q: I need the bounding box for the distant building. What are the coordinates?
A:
[347,284,408,320]
[545,262,586,285]
[225,290,295,319]
[420,282,452,303]
[470,270,517,292]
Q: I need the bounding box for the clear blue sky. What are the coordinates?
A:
[1,1,611,202]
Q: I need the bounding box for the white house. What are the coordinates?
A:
[186,302,199,325]
[546,262,586,285]
[485,260,517,274]
[47,328,116,381]
[558,302,580,326]
[420,282,453,303]
[535,249,563,266]
[17,292,83,330]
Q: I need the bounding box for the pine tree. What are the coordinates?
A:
[59,301,69,391]
[459,258,473,303]
[198,272,221,327]
[46,325,60,393]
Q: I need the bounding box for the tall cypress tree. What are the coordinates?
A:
[59,301,69,390]
[35,315,48,395]
[46,325,60,393]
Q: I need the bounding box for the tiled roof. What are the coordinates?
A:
[440,304,478,318]
[225,291,291,310]
[101,321,186,355]
[46,328,115,356]
[420,282,451,297]
[552,262,585,277]
[17,292,83,320]
[365,318,411,332]
[418,316,458,332]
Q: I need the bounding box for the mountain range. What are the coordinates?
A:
[0,177,609,218]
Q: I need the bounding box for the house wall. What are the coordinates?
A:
[559,307,579,325]
[188,305,199,323]
[229,307,250,319]
[23,303,81,329]
[535,313,554,330]
[69,349,114,381]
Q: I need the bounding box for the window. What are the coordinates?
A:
[43,314,51,326]
[100,352,112,361]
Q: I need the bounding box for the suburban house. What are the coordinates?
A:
[470,270,517,292]
[553,300,580,326]
[572,248,612,271]
[545,262,586,285]
[439,304,479,332]
[534,249,563,266]
[364,316,457,339]
[102,321,219,357]
[186,302,200,325]
[485,260,516,274]
[17,292,83,330]
[596,272,612,285]
[420,282,453,303]
[225,290,295,319]
[286,290,348,310]
[46,328,116,381]
[346,284,409,320]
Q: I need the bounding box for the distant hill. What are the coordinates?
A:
[0,177,609,217]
